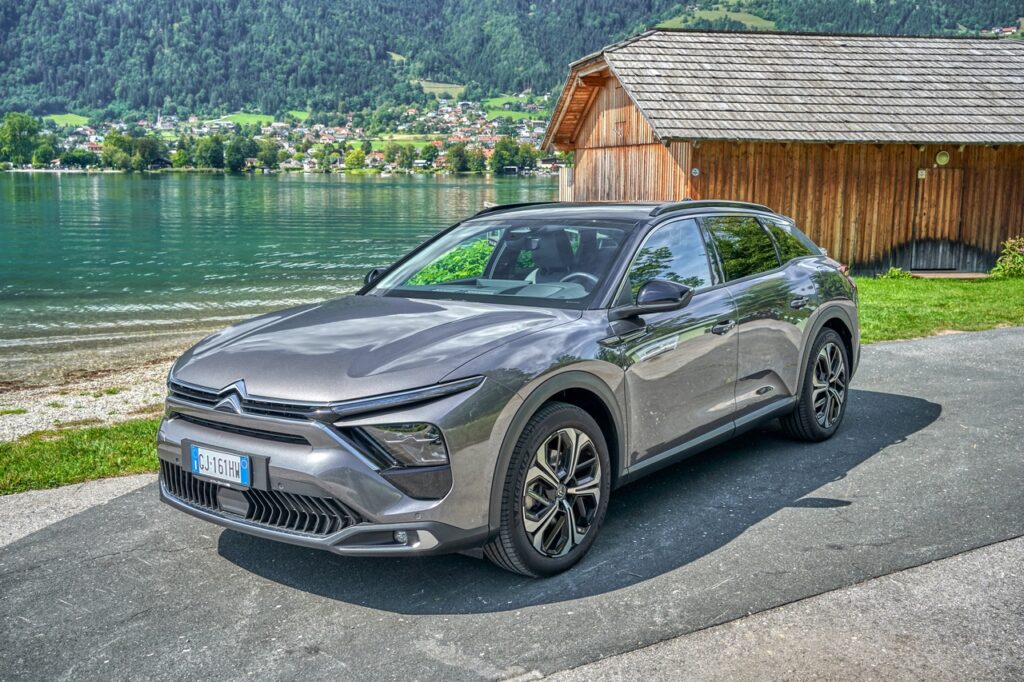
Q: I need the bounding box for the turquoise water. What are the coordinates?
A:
[0,172,557,382]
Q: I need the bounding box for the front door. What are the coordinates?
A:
[911,167,964,270]
[615,218,738,468]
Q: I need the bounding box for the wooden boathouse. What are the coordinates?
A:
[542,30,1024,272]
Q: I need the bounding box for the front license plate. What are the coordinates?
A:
[190,444,250,487]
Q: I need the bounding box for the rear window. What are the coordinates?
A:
[760,217,821,261]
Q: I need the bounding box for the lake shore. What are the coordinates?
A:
[0,361,170,442]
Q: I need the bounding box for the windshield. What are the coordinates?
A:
[368,218,634,308]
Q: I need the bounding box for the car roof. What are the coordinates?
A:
[470,200,778,224]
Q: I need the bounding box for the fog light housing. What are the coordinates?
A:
[393,530,409,545]
[360,423,448,466]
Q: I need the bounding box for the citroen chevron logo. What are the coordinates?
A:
[220,380,249,399]
[213,394,243,414]
[212,380,247,414]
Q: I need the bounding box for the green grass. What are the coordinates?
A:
[0,419,160,495]
[0,408,27,417]
[286,110,310,121]
[856,276,1024,344]
[387,51,406,62]
[660,8,776,29]
[44,113,89,127]
[481,95,537,120]
[367,135,442,151]
[414,80,465,98]
[218,112,275,126]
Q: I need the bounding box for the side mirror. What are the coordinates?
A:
[609,280,693,321]
[364,267,385,287]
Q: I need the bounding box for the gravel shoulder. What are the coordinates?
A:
[0,362,171,441]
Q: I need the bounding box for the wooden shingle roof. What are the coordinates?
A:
[544,30,1024,147]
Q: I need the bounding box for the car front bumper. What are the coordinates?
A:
[156,378,520,556]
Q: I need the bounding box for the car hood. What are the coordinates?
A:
[171,295,579,403]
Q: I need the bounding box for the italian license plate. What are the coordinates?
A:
[190,444,250,486]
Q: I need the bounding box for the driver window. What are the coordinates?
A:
[617,219,712,306]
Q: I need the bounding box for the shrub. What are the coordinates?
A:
[877,266,913,280]
[990,237,1024,279]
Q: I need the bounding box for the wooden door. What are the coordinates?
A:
[911,168,964,269]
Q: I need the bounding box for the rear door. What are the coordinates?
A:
[702,214,811,419]
[615,218,739,467]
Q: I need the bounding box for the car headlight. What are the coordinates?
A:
[359,423,448,467]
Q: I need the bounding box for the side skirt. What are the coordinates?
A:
[618,397,798,485]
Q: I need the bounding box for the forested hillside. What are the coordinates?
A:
[2,0,1022,118]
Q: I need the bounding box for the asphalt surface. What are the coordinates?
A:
[2,327,1023,680]
[549,536,1024,681]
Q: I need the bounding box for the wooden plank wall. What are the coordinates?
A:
[566,76,1024,270]
[689,141,1024,270]
[567,79,690,203]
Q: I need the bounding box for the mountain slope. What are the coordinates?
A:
[1,0,1021,116]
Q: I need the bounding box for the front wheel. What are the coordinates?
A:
[484,402,611,577]
[780,329,850,441]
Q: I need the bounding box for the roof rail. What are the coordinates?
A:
[473,201,559,217]
[649,199,775,217]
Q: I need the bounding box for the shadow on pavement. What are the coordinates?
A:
[218,389,941,614]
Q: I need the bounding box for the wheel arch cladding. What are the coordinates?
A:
[799,305,857,390]
[487,371,624,534]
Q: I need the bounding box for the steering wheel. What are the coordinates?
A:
[560,272,599,288]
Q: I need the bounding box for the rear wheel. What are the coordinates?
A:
[780,329,849,441]
[484,402,611,577]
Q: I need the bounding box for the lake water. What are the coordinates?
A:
[0,172,557,384]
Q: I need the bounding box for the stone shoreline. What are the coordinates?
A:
[0,361,172,442]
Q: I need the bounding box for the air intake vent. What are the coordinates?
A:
[160,461,361,536]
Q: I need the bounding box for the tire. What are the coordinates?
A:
[780,329,850,442]
[484,401,611,577]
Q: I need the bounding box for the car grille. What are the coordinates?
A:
[168,380,320,421]
[160,461,360,536]
[174,413,310,445]
[168,380,220,407]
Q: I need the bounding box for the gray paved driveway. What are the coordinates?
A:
[2,328,1023,680]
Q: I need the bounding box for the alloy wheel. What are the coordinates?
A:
[521,428,602,558]
[812,341,847,428]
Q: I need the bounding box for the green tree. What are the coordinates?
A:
[194,135,224,168]
[225,135,248,171]
[489,136,519,173]
[171,148,190,168]
[397,144,416,169]
[446,143,468,172]
[31,140,56,167]
[133,136,167,167]
[466,148,487,172]
[360,139,373,155]
[344,148,366,169]
[383,141,401,164]
[0,112,41,164]
[256,139,280,168]
[422,143,439,164]
[60,148,99,168]
[516,142,538,170]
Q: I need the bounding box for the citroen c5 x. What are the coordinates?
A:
[159,200,859,577]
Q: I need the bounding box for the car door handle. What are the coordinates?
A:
[790,297,809,310]
[710,320,736,335]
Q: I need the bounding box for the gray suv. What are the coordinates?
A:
[159,200,859,576]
